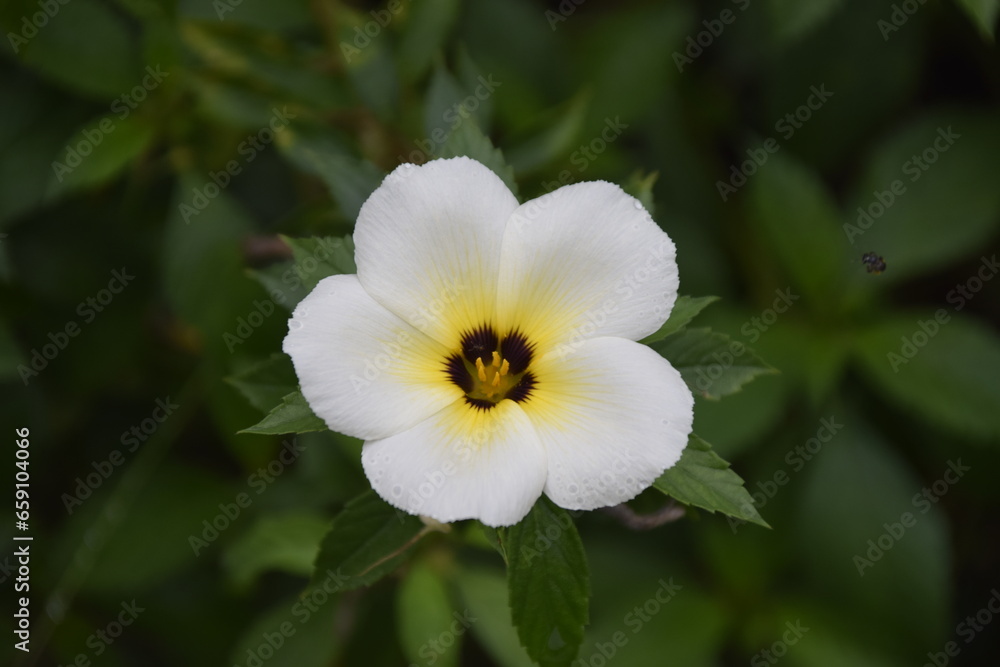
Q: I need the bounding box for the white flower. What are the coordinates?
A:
[283,157,693,527]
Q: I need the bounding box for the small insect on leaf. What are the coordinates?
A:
[861,251,886,275]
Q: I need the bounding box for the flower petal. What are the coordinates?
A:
[283,275,461,441]
[354,158,520,348]
[496,181,679,349]
[361,400,547,527]
[523,336,693,510]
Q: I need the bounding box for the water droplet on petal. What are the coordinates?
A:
[298,307,309,317]
[392,485,403,497]
[289,320,303,331]
[633,201,643,210]
[403,163,414,169]
[568,483,579,494]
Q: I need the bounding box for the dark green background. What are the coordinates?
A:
[2,0,999,665]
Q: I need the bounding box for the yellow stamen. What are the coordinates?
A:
[476,357,487,382]
[492,351,501,367]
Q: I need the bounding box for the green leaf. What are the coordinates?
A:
[397,562,461,667]
[854,313,1000,440]
[222,512,330,588]
[796,418,949,656]
[280,234,357,296]
[162,172,261,350]
[16,0,141,99]
[654,435,769,528]
[277,127,384,220]
[957,0,999,40]
[227,593,341,667]
[846,111,1000,282]
[747,150,844,308]
[397,0,461,82]
[246,234,355,318]
[240,390,327,435]
[502,497,589,667]
[479,523,507,562]
[436,121,518,197]
[227,353,298,413]
[505,91,590,174]
[311,491,426,592]
[47,114,156,198]
[639,296,720,345]
[58,465,239,594]
[622,169,658,216]
[338,7,400,120]
[651,327,775,399]
[454,566,535,667]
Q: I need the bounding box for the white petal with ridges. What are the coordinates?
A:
[361,400,547,527]
[523,336,693,510]
[497,182,679,350]
[354,158,519,349]
[283,275,460,441]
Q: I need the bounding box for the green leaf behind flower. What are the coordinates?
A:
[226,353,298,413]
[397,561,462,667]
[277,127,384,221]
[311,491,427,592]
[654,435,769,528]
[854,313,1000,441]
[502,498,589,667]
[639,295,720,345]
[222,511,330,589]
[652,327,776,399]
[240,390,326,435]
[436,120,519,197]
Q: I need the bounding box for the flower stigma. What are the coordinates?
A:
[445,326,536,410]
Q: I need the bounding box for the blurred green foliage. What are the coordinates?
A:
[2,0,1000,665]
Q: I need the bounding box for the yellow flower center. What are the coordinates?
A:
[444,326,537,410]
[471,351,515,400]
